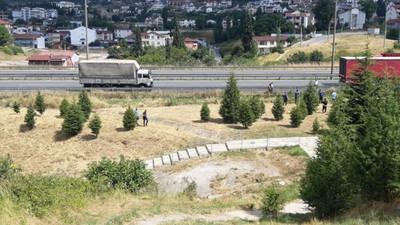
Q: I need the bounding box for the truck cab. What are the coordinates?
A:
[137,69,153,87]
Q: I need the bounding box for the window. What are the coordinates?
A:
[143,74,149,78]
[138,74,143,78]
[260,41,264,45]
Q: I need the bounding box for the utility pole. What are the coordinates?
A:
[300,25,303,47]
[330,0,338,79]
[84,0,89,60]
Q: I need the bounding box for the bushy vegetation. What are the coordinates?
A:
[272,95,285,121]
[62,103,85,135]
[238,100,255,129]
[59,98,69,117]
[78,90,92,121]
[301,47,400,218]
[24,104,36,130]
[88,114,102,138]
[0,46,23,55]
[219,73,241,123]
[290,105,304,127]
[287,50,325,63]
[249,96,265,120]
[302,82,319,115]
[34,92,46,115]
[84,155,154,193]
[261,183,284,219]
[0,155,20,181]
[123,106,137,130]
[200,102,210,122]
[12,101,20,113]
[312,118,321,134]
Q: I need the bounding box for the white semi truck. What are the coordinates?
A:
[78,60,153,88]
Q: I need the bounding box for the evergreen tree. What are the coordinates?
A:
[59,98,70,117]
[62,103,85,135]
[200,102,210,122]
[78,90,92,121]
[242,12,254,53]
[261,183,284,219]
[0,24,11,46]
[213,19,224,44]
[132,28,144,57]
[359,0,378,21]
[238,100,255,129]
[12,101,20,114]
[123,106,137,131]
[35,92,46,115]
[376,0,386,18]
[88,114,102,138]
[298,99,308,119]
[219,73,241,123]
[290,105,304,127]
[271,95,284,121]
[24,104,36,130]
[313,0,335,30]
[302,82,319,115]
[249,96,265,120]
[165,40,171,59]
[172,20,185,49]
[312,118,320,134]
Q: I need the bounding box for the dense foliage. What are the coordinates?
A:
[219,73,241,123]
[261,183,284,219]
[302,82,319,115]
[88,114,102,138]
[238,100,255,129]
[272,95,285,121]
[59,98,70,117]
[35,92,46,115]
[78,90,92,121]
[24,104,36,130]
[62,103,85,135]
[200,102,210,122]
[123,106,137,130]
[12,101,20,113]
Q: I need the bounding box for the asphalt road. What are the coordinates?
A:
[0,80,339,92]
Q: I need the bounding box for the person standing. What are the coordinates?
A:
[332,91,337,102]
[322,98,328,113]
[319,89,324,103]
[143,110,148,127]
[283,92,288,106]
[135,108,139,125]
[294,89,300,104]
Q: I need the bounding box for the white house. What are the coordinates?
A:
[368,27,380,35]
[338,8,366,30]
[179,19,196,28]
[70,26,96,47]
[12,7,58,21]
[13,34,45,49]
[285,10,315,28]
[56,1,75,8]
[114,28,133,39]
[386,3,400,21]
[253,36,289,53]
[141,30,172,47]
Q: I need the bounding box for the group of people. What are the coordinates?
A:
[281,89,337,113]
[135,108,149,127]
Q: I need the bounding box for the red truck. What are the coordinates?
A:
[339,53,400,82]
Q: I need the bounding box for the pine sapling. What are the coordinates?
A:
[12,101,20,113]
[200,102,210,122]
[35,92,46,115]
[59,98,70,117]
[88,114,102,138]
[123,106,137,131]
[24,104,36,129]
[272,95,285,121]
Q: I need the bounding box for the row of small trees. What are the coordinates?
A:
[12,92,46,130]
[200,74,265,129]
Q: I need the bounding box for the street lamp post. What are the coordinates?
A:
[330,0,338,79]
[85,0,89,60]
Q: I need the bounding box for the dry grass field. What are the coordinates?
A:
[259,34,397,64]
[0,92,328,176]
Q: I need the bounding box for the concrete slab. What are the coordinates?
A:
[162,155,171,165]
[144,160,153,170]
[227,138,268,150]
[196,146,210,157]
[170,152,180,163]
[187,148,199,158]
[206,144,228,155]
[178,150,190,160]
[153,157,163,168]
[267,137,300,148]
[299,137,319,158]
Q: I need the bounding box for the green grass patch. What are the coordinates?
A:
[219,150,256,158]
[274,146,309,157]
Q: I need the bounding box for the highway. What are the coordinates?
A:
[0,80,339,92]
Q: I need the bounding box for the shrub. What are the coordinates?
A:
[88,114,102,138]
[84,155,154,193]
[309,50,324,62]
[219,73,241,123]
[394,42,400,49]
[290,105,304,127]
[123,106,137,130]
[272,95,285,121]
[387,28,399,40]
[0,155,20,181]
[78,90,92,120]
[271,45,284,54]
[0,46,13,55]
[5,174,94,218]
[10,46,23,55]
[287,51,308,63]
[12,101,20,113]
[261,183,284,219]
[200,102,210,122]
[24,104,36,130]
[238,100,255,129]
[312,118,321,134]
[249,96,265,120]
[62,103,85,135]
[303,82,319,115]
[35,92,46,115]
[59,98,70,117]
[298,99,308,119]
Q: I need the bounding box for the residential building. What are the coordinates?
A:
[149,1,167,11]
[45,30,61,45]
[141,30,172,47]
[145,16,164,28]
[179,19,196,28]
[125,34,136,44]
[338,8,366,30]
[285,10,314,28]
[26,51,79,66]
[70,26,96,47]
[56,1,76,9]
[13,27,30,34]
[387,19,400,30]
[70,20,83,27]
[253,36,289,53]
[96,29,114,42]
[386,3,400,21]
[13,34,45,49]
[114,28,133,39]
[184,37,198,50]
[169,0,186,9]
[367,27,380,35]
[12,7,58,21]
[0,20,11,33]
[0,11,8,20]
